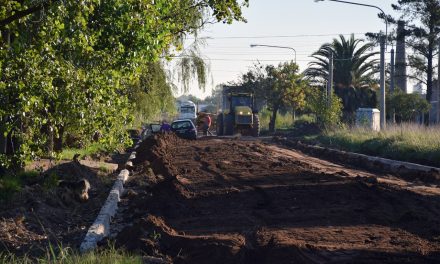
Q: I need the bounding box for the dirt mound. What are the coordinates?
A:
[114,136,440,263]
[134,133,182,165]
[116,214,246,264]
[0,160,118,257]
[134,133,186,181]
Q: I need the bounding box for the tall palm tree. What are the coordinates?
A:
[304,34,379,89]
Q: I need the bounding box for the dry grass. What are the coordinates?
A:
[319,123,440,167]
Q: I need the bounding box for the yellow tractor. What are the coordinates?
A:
[216,86,260,137]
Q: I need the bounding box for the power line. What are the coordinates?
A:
[169,57,311,62]
[201,51,394,55]
[188,32,368,40]
[199,52,315,56]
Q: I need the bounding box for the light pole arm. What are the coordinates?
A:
[250,44,297,63]
[323,0,387,47]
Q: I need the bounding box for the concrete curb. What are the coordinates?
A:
[278,139,440,183]
[80,141,141,253]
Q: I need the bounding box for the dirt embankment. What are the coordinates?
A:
[0,154,126,257]
[115,134,440,263]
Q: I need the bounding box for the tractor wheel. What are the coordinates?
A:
[252,114,260,137]
[224,114,234,135]
[216,114,224,136]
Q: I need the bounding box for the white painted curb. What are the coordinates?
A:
[80,140,142,253]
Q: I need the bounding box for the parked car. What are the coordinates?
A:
[141,123,161,139]
[171,119,197,140]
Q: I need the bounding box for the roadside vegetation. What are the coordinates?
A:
[259,109,294,131]
[322,124,440,167]
[0,246,142,264]
[290,122,440,167]
[56,143,109,161]
[0,170,59,201]
[0,0,248,170]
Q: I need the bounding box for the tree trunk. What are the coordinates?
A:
[0,121,6,154]
[6,132,14,155]
[427,44,433,103]
[54,125,64,152]
[45,123,54,155]
[269,106,278,133]
[425,41,434,125]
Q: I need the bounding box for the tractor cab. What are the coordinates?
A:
[217,86,260,137]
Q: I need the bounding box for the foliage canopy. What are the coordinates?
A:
[0,0,248,168]
[388,0,440,102]
[304,34,378,89]
[240,61,309,132]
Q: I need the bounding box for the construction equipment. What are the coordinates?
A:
[216,86,260,137]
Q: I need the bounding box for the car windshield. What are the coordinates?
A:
[231,96,251,107]
[150,124,161,132]
[172,121,192,129]
[180,106,195,113]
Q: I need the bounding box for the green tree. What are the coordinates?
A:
[307,88,343,129]
[0,0,249,169]
[388,0,440,104]
[305,34,378,88]
[387,90,431,122]
[242,61,308,132]
[305,34,379,124]
[128,62,176,126]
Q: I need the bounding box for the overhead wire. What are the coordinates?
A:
[187,32,369,40]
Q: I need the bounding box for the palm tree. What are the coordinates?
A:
[304,34,379,89]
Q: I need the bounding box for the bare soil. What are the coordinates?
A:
[112,134,440,263]
[0,153,127,257]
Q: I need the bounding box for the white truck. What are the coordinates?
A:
[178,100,197,121]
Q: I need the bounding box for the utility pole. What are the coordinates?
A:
[390,48,395,92]
[327,52,334,107]
[380,35,386,130]
[437,39,440,123]
[390,47,395,123]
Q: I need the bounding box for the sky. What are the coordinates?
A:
[172,0,399,99]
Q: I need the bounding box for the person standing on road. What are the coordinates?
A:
[203,114,212,136]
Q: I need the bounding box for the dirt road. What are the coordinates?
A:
[115,134,440,263]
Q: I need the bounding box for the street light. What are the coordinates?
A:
[314,0,387,44]
[315,0,387,130]
[250,44,297,64]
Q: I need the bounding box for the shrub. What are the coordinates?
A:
[307,88,343,129]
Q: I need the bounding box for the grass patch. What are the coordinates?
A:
[98,165,112,174]
[0,170,41,200]
[57,143,107,161]
[259,109,313,131]
[311,123,440,167]
[0,175,22,201]
[259,108,294,131]
[0,245,142,264]
[0,170,60,201]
